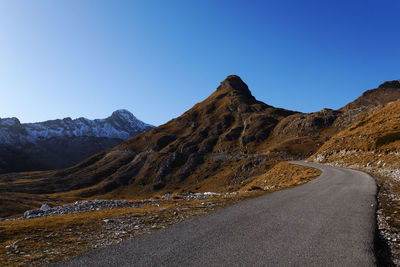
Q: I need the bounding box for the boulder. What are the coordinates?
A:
[40,204,52,211]
[23,209,43,218]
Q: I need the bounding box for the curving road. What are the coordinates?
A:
[57,162,378,266]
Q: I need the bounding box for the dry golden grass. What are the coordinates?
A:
[0,207,141,265]
[0,193,259,266]
[309,99,400,265]
[0,162,320,266]
[310,99,400,177]
[313,99,400,154]
[241,162,321,191]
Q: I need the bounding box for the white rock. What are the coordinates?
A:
[40,204,52,211]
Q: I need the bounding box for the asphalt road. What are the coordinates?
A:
[57,161,378,266]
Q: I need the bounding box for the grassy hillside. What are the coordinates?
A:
[309,99,400,265]
[241,162,321,191]
[310,99,400,174]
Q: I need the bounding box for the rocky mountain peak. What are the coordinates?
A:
[63,117,73,122]
[110,109,136,121]
[217,75,254,99]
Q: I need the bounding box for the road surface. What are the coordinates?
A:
[57,161,377,266]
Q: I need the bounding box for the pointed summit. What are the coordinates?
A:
[217,75,255,100]
[111,109,136,120]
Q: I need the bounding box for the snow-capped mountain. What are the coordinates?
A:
[0,109,153,146]
[0,110,154,173]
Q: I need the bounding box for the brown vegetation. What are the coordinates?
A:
[311,99,400,164]
[0,198,233,266]
[241,162,321,191]
[341,80,400,111]
[0,162,321,267]
[309,99,400,265]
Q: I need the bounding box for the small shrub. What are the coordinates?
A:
[350,118,371,131]
[248,185,263,191]
[171,193,182,199]
[376,132,400,147]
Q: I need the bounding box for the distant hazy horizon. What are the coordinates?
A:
[1,0,399,126]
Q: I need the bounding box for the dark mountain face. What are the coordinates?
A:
[0,110,153,174]
[0,137,124,174]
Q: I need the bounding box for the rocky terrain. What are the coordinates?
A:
[310,98,400,265]
[0,162,321,266]
[0,110,153,173]
[340,80,400,111]
[2,193,236,221]
[0,195,233,266]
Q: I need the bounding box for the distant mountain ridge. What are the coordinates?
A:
[0,109,153,145]
[0,110,154,173]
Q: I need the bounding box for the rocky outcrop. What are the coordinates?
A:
[341,79,400,111]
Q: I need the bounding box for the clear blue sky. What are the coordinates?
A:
[0,0,399,126]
